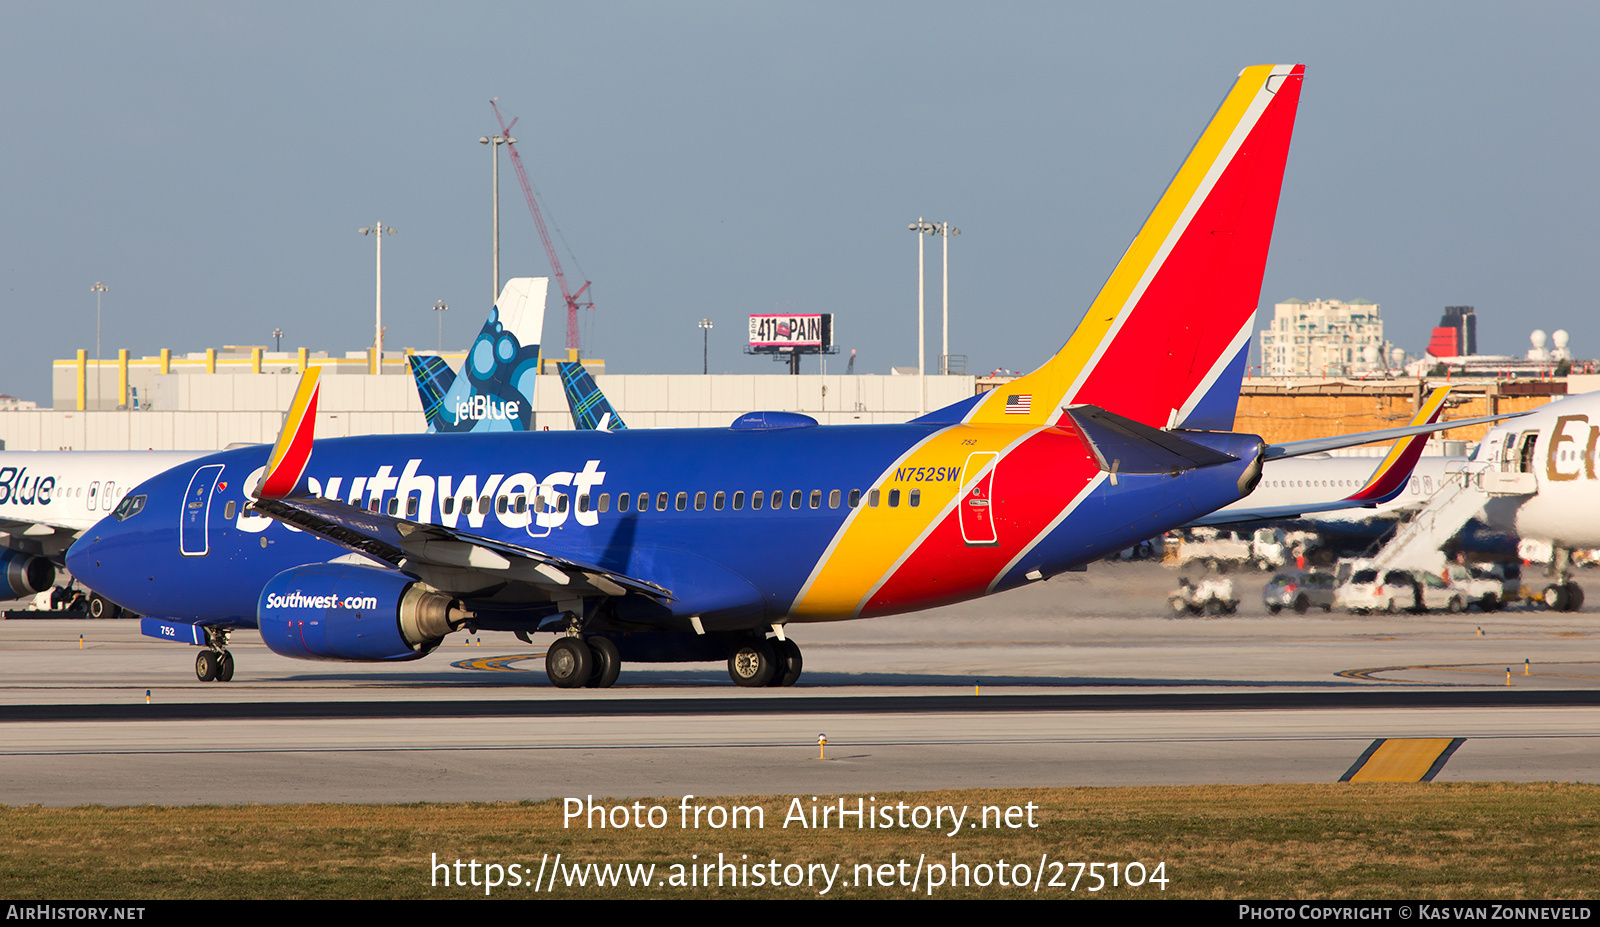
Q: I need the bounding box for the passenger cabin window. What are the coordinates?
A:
[752,491,764,510]
[790,490,803,509]
[514,495,527,514]
[909,489,921,507]
[809,490,821,509]
[869,489,880,507]
[224,500,236,520]
[888,489,901,507]
[656,492,668,512]
[407,496,419,518]
[732,491,745,510]
[675,492,688,511]
[578,494,589,513]
[618,493,631,513]
[479,495,491,514]
[829,489,841,509]
[770,491,783,511]
[557,494,568,514]
[713,491,724,511]
[496,496,508,514]
[598,493,610,513]
[848,489,860,508]
[695,491,706,511]
[387,497,399,515]
[443,497,456,515]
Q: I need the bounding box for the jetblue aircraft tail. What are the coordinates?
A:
[408,277,548,433]
[925,64,1305,430]
[558,361,627,431]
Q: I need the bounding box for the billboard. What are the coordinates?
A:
[748,314,833,352]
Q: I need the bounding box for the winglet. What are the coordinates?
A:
[256,367,321,499]
[1345,386,1450,504]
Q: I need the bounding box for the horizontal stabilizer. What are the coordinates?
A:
[1064,405,1238,474]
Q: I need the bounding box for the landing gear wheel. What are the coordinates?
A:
[585,637,621,689]
[1565,583,1585,611]
[727,639,777,687]
[769,638,802,687]
[215,651,235,682]
[87,594,118,619]
[195,650,219,682]
[546,637,593,689]
[1543,584,1569,612]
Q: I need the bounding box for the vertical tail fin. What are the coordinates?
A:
[558,361,627,431]
[409,277,548,433]
[408,354,457,431]
[965,64,1303,430]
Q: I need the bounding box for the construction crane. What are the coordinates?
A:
[490,100,594,361]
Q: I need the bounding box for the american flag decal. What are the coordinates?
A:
[1005,394,1032,414]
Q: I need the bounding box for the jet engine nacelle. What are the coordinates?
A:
[0,550,56,598]
[257,563,466,662]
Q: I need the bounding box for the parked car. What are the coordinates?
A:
[1336,567,1416,614]
[1443,563,1512,611]
[1263,570,1336,614]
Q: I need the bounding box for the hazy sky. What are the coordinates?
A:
[3,2,1596,402]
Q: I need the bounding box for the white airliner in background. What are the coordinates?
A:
[1474,389,1600,609]
[0,278,549,615]
[0,451,207,610]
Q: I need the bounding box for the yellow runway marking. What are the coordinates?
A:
[1338,662,1600,682]
[450,653,545,673]
[1342,738,1464,783]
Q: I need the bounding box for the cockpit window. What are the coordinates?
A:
[110,494,147,522]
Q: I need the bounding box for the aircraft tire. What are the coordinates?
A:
[770,638,802,687]
[1543,584,1568,612]
[1565,583,1585,612]
[195,650,219,683]
[546,638,592,689]
[88,594,118,620]
[215,651,235,683]
[728,639,777,687]
[585,637,621,689]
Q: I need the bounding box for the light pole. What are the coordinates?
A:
[434,300,449,352]
[359,223,395,374]
[935,222,960,373]
[272,328,283,352]
[908,219,936,414]
[698,318,713,374]
[479,132,515,302]
[90,282,107,409]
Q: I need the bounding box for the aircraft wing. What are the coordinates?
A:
[249,365,669,604]
[249,493,673,602]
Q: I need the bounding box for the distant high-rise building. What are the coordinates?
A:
[1427,306,1478,358]
[1258,298,1386,377]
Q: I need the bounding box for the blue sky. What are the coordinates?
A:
[3,2,1596,401]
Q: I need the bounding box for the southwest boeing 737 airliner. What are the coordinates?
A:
[73,65,1480,688]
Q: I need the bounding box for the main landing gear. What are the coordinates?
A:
[545,635,622,689]
[193,628,236,682]
[1542,547,1586,613]
[542,628,805,689]
[727,636,802,688]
